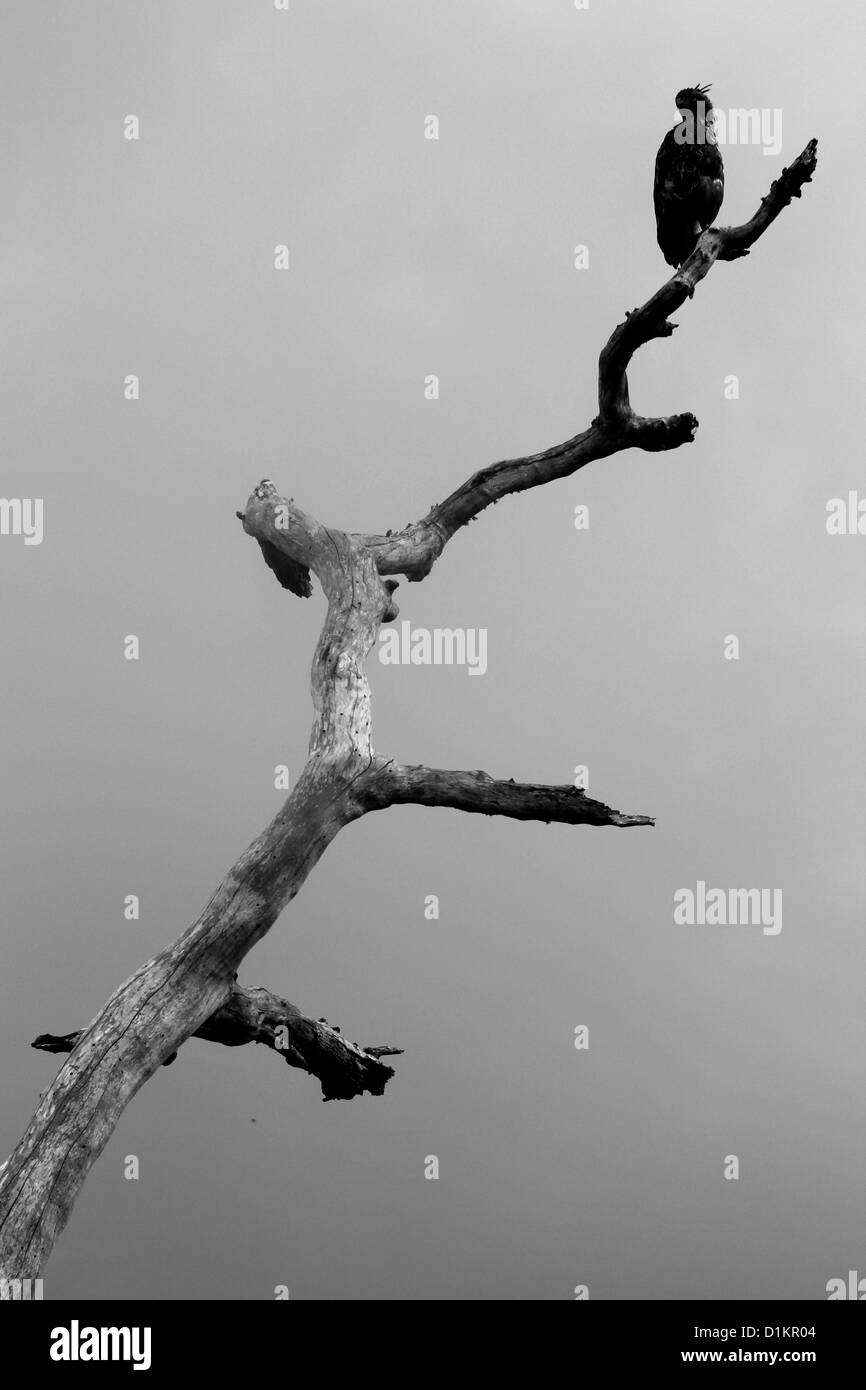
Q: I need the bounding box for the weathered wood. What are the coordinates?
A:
[0,140,818,1290]
[358,765,653,827]
[32,983,402,1102]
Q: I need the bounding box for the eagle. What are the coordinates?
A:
[654,85,724,268]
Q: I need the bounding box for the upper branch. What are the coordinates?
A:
[351,139,818,583]
[598,138,819,433]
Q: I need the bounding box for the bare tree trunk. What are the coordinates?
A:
[0,140,817,1289]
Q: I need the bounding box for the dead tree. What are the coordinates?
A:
[0,140,818,1288]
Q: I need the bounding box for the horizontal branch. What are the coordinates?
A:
[32,984,401,1103]
[359,763,654,828]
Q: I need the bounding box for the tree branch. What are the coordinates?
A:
[32,984,401,1103]
[354,139,818,581]
[359,765,653,828]
[0,137,817,1287]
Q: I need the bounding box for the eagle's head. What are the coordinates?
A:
[675,84,713,117]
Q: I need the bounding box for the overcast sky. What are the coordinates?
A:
[1,0,864,1300]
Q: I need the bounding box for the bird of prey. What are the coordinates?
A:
[654,84,724,268]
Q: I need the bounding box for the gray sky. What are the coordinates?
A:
[1,0,864,1299]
